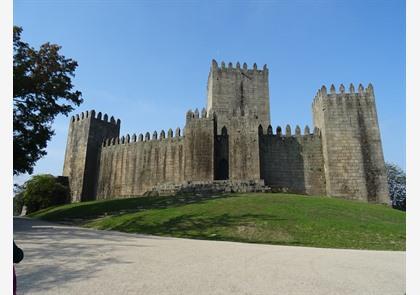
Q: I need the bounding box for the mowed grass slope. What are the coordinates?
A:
[30,193,405,250]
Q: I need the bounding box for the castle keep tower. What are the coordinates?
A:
[63,111,120,202]
[207,60,269,182]
[312,84,389,203]
[206,60,270,134]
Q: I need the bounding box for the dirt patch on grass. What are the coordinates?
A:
[236,223,293,242]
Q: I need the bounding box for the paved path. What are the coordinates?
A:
[14,217,405,295]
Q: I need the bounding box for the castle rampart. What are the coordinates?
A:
[96,128,185,199]
[63,60,389,204]
[259,125,325,195]
[184,112,215,181]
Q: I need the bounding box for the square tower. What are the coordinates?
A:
[206,60,270,133]
[63,111,120,202]
[312,83,389,203]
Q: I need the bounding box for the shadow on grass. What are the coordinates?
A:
[104,212,295,244]
[31,193,236,225]
[97,210,405,250]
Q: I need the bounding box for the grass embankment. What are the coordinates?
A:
[30,193,406,250]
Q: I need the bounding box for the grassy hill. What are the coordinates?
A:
[29,193,405,251]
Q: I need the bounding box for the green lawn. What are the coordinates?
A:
[29,193,405,250]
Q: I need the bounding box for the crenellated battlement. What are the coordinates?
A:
[101,126,183,147]
[259,124,321,139]
[210,59,268,75]
[207,59,270,134]
[259,125,326,196]
[312,83,375,108]
[70,110,121,126]
[186,107,215,122]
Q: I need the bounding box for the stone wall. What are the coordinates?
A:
[227,111,261,181]
[206,60,270,134]
[147,180,270,197]
[184,110,215,181]
[312,84,389,202]
[63,111,120,202]
[96,128,184,199]
[356,86,389,203]
[259,125,326,195]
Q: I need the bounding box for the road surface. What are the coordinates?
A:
[14,217,405,295]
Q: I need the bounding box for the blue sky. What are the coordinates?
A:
[14,0,405,184]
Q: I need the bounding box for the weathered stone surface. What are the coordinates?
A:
[207,60,270,134]
[96,134,184,199]
[184,114,214,181]
[145,180,270,197]
[259,130,326,196]
[63,112,120,202]
[227,112,261,181]
[312,84,389,202]
[63,61,389,204]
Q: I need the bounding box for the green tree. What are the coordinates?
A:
[13,26,83,175]
[22,174,70,214]
[385,162,406,211]
[13,185,25,216]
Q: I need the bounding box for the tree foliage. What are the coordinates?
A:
[386,162,406,211]
[13,185,25,216]
[21,174,70,214]
[13,26,83,175]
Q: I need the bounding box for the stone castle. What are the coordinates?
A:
[63,60,389,203]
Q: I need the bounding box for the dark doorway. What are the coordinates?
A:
[217,159,229,180]
[215,126,229,180]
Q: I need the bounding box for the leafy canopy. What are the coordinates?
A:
[386,162,406,211]
[22,174,70,214]
[13,185,25,216]
[13,26,83,175]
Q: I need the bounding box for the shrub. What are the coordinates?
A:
[386,163,406,211]
[22,174,70,214]
[13,185,25,216]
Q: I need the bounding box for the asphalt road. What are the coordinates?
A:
[13,217,405,295]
